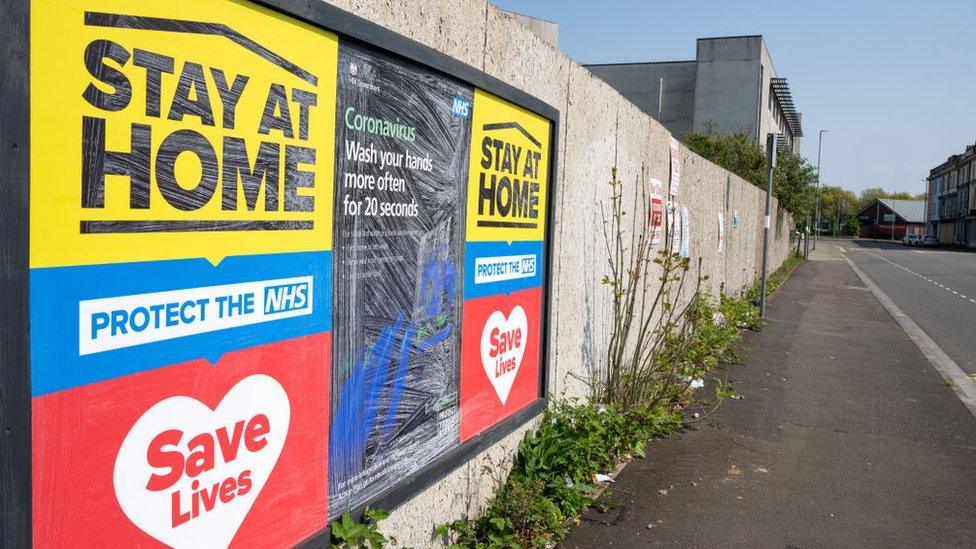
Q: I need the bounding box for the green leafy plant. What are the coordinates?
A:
[432,169,804,548]
[684,127,818,219]
[331,508,391,549]
[436,403,681,548]
[598,167,709,410]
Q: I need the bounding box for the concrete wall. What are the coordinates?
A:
[585,61,697,137]
[319,2,793,545]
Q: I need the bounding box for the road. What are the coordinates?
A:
[838,239,976,374]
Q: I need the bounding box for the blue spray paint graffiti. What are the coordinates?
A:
[329,253,457,485]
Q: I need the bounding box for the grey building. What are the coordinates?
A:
[586,35,802,154]
[501,10,558,49]
[927,143,976,246]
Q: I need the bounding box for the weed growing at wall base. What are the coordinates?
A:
[433,288,777,548]
[432,169,803,548]
[331,508,393,549]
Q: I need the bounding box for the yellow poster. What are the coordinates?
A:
[30,0,338,267]
[465,89,550,243]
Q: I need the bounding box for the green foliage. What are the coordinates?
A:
[683,127,766,186]
[858,187,925,208]
[816,186,859,235]
[599,168,705,410]
[720,286,763,331]
[435,168,806,548]
[331,508,391,549]
[434,289,782,548]
[683,128,818,219]
[771,152,818,219]
[743,253,804,306]
[436,403,682,548]
[845,215,861,236]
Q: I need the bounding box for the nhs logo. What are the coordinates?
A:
[451,96,471,119]
[264,280,311,314]
[474,254,537,284]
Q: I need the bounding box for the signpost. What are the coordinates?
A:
[883,212,896,241]
[760,133,777,318]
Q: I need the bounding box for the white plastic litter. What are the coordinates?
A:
[690,378,705,389]
[595,473,615,483]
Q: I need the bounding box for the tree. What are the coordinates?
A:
[683,128,818,220]
[859,187,888,203]
[817,186,859,235]
[771,152,818,219]
[845,215,861,236]
[858,187,919,206]
[682,127,766,187]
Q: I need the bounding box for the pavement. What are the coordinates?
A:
[839,239,976,374]
[563,245,976,548]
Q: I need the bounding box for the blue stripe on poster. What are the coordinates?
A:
[463,240,543,299]
[30,251,332,396]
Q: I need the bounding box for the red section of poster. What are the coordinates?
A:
[460,287,541,442]
[32,332,330,548]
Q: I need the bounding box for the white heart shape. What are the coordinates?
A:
[480,305,528,405]
[113,374,290,549]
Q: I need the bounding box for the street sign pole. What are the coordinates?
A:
[814,129,827,249]
[760,133,777,318]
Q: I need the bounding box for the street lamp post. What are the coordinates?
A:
[814,129,828,249]
[921,178,929,237]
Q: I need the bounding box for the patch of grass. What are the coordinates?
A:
[744,252,804,306]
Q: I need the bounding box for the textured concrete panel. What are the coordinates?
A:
[548,64,621,401]
[323,0,488,70]
[484,7,569,113]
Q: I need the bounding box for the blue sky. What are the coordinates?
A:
[493,0,976,195]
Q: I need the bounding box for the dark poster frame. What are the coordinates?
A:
[1,1,31,546]
[0,1,560,546]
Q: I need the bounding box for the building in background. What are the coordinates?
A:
[501,9,558,48]
[855,199,926,240]
[927,143,976,246]
[586,35,802,154]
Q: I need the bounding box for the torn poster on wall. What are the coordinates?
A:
[649,178,664,245]
[718,213,725,253]
[669,137,681,197]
